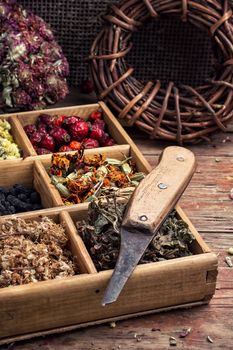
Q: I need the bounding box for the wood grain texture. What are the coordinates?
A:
[0,95,232,349]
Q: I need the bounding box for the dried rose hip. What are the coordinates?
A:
[88,110,102,122]
[93,119,106,130]
[70,121,89,141]
[90,125,106,142]
[40,134,55,152]
[69,141,82,151]
[38,114,55,127]
[82,138,99,149]
[24,124,37,135]
[30,132,42,146]
[37,125,48,136]
[63,116,82,127]
[59,145,73,152]
[103,137,116,147]
[50,127,71,144]
[53,115,66,127]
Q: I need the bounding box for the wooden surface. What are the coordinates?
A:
[0,92,233,349]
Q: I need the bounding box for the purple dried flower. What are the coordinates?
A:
[0,3,11,19]
[0,1,69,110]
[12,89,32,107]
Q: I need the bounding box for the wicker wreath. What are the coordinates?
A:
[89,0,233,144]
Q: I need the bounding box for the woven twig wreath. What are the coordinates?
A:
[89,0,233,144]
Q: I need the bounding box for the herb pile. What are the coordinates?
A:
[0,0,69,110]
[0,217,77,288]
[49,152,145,204]
[0,119,21,159]
[76,198,195,271]
[24,109,116,155]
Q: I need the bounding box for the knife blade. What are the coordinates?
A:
[102,146,196,306]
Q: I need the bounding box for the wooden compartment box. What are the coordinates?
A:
[0,103,218,345]
[6,102,135,157]
[37,143,148,209]
[0,204,217,345]
[0,159,55,215]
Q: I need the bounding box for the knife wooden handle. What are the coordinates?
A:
[122,146,196,233]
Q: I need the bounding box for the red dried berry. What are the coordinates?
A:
[40,134,55,152]
[53,115,66,127]
[93,119,106,130]
[38,113,55,126]
[69,141,82,151]
[70,121,89,141]
[36,148,52,155]
[59,145,73,152]
[88,110,102,122]
[24,124,37,135]
[90,125,106,142]
[63,116,82,128]
[103,137,116,147]
[30,132,42,146]
[49,127,71,144]
[82,138,99,149]
[37,125,48,136]
[80,79,94,94]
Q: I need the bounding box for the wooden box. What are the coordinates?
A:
[0,103,218,345]
[37,143,148,209]
[7,102,136,157]
[0,159,55,213]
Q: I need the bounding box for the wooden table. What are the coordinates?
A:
[2,93,233,350]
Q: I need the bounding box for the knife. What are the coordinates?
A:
[102,146,196,306]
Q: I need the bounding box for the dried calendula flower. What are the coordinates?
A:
[0,217,78,288]
[49,152,146,204]
[76,196,195,271]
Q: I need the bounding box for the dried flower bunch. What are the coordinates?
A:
[0,119,21,159]
[89,0,233,143]
[0,0,69,111]
[77,197,195,271]
[0,217,77,287]
[49,151,145,204]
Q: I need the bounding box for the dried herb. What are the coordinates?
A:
[225,256,233,268]
[207,336,214,343]
[49,152,145,204]
[76,197,195,271]
[179,328,191,338]
[0,217,78,288]
[169,336,177,346]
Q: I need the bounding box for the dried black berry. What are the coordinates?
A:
[17,193,28,202]
[30,192,40,204]
[0,193,5,201]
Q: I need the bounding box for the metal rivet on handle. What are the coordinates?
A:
[158,183,168,190]
[176,155,185,162]
[139,215,148,222]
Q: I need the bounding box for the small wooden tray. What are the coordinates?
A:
[0,103,218,345]
[6,102,136,157]
[0,159,54,211]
